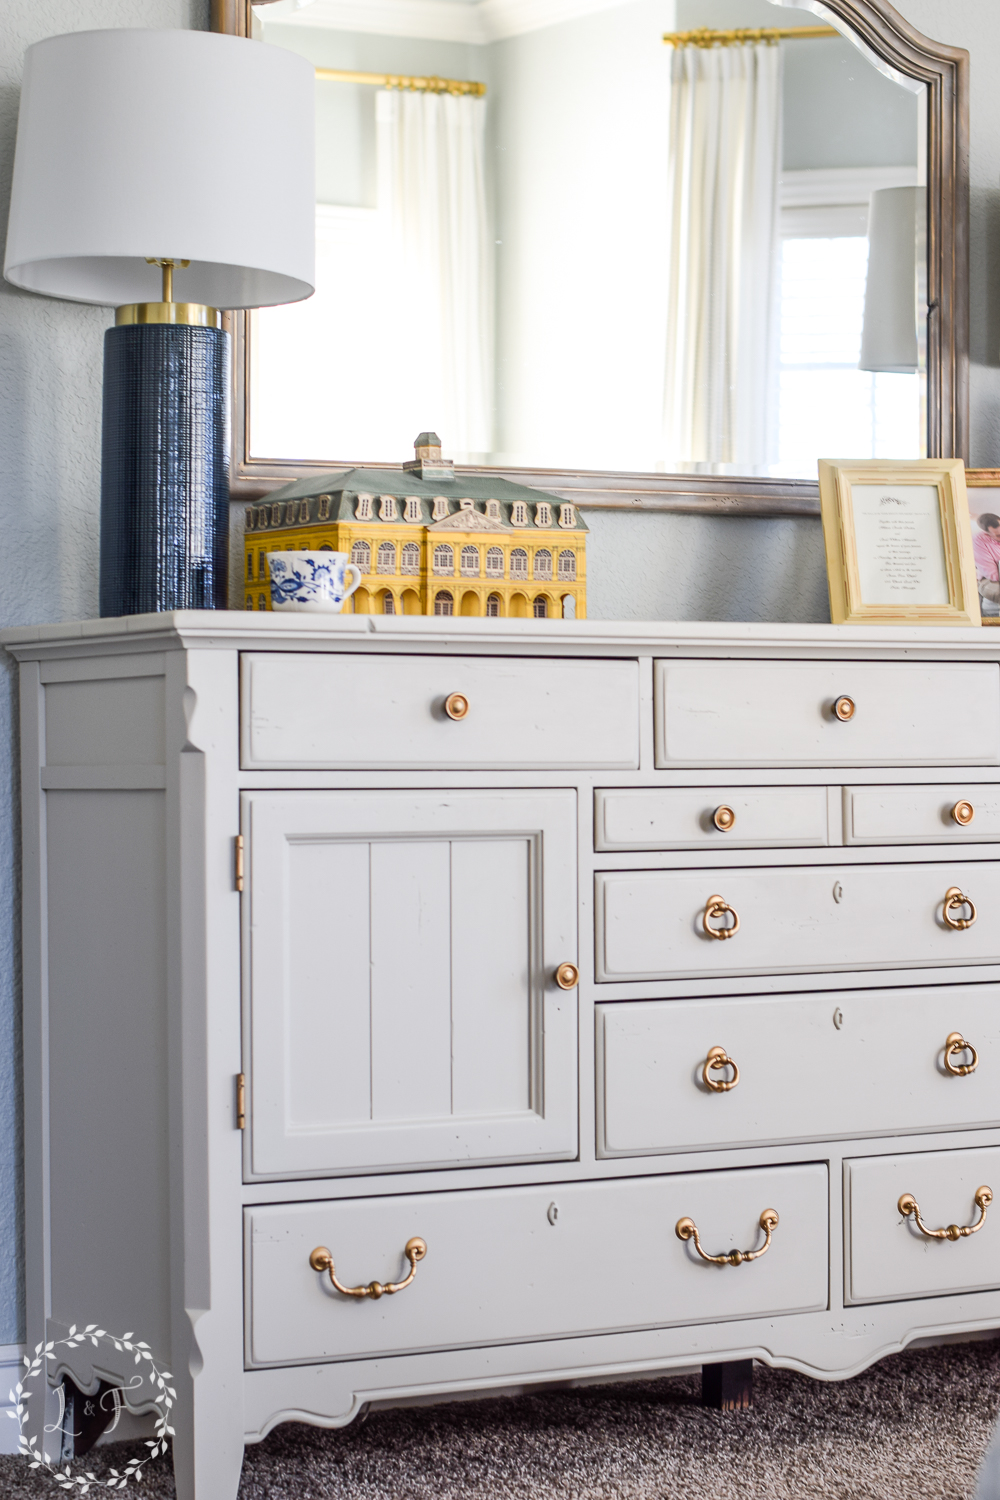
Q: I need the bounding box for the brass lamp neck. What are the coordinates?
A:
[115,257,219,327]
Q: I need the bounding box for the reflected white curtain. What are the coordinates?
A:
[376,89,493,457]
[662,42,782,470]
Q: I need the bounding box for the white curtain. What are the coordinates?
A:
[662,42,782,471]
[376,89,493,458]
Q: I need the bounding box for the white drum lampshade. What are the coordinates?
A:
[859,186,923,375]
[3,29,316,619]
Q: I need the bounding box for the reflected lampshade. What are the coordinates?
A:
[859,185,924,375]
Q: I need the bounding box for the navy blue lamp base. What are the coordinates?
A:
[100,322,230,617]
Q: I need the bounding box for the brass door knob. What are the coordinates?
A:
[712,805,736,832]
[555,962,579,990]
[833,696,856,721]
[942,886,977,930]
[309,1237,427,1299]
[702,894,740,940]
[444,692,469,720]
[951,800,975,826]
[676,1209,778,1266]
[943,1032,979,1076]
[898,1187,991,1241]
[703,1046,739,1092]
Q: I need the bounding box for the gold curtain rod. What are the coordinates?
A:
[315,67,486,97]
[663,25,839,46]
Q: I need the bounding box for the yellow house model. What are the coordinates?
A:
[243,435,587,619]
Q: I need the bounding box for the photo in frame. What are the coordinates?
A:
[966,470,1000,625]
[818,459,980,627]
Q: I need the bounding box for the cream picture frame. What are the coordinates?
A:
[818,459,980,627]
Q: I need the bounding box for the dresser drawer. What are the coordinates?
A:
[845,1146,1000,1305]
[596,860,1000,982]
[654,660,1000,768]
[597,987,1000,1157]
[245,1164,828,1366]
[844,784,1000,844]
[595,786,830,851]
[241,652,639,769]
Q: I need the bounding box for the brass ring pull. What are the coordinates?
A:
[951,800,975,826]
[712,805,736,832]
[702,894,739,940]
[555,961,579,990]
[444,692,469,720]
[943,1031,979,1076]
[943,886,977,930]
[676,1209,779,1266]
[309,1237,427,1299]
[833,695,856,721]
[897,1186,992,1241]
[703,1045,739,1092]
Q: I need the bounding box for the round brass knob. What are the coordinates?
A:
[702,894,740,940]
[712,805,736,832]
[944,1032,979,1076]
[943,886,977,930]
[951,800,975,826]
[555,962,579,990]
[833,696,856,721]
[444,692,469,721]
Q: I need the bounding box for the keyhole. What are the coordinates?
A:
[833,1007,844,1030]
[547,1202,559,1225]
[833,881,843,903]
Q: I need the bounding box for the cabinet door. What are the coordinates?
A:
[243,790,577,1177]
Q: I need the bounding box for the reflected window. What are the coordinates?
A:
[376,541,396,574]
[433,544,454,575]
[485,546,504,577]
[510,548,528,578]
[351,540,371,573]
[434,590,454,616]
[460,545,480,577]
[558,550,576,580]
[401,542,421,574]
[533,595,548,618]
[533,549,552,580]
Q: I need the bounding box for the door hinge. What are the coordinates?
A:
[234,834,244,893]
[236,1073,246,1130]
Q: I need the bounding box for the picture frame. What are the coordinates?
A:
[818,458,980,627]
[967,469,1000,625]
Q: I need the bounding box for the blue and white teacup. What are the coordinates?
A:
[267,551,362,613]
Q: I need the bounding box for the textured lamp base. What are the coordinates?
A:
[100,322,229,616]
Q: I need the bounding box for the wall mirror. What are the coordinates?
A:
[213,0,967,515]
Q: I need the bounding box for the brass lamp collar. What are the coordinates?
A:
[116,256,219,327]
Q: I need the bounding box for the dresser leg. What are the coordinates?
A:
[701,1359,753,1410]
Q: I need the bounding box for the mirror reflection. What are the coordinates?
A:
[250,0,926,480]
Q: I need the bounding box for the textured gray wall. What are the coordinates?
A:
[0,0,997,1346]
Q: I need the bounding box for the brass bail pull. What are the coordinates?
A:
[702,894,740,940]
[898,1187,992,1241]
[309,1237,427,1299]
[943,1032,979,1076]
[703,1045,739,1092]
[942,887,977,930]
[676,1209,779,1266]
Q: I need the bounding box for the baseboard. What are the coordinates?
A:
[0,1345,26,1456]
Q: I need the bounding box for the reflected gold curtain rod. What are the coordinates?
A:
[663,24,838,46]
[315,67,486,97]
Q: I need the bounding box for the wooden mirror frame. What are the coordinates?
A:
[212,0,968,517]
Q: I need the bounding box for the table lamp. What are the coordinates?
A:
[3,28,315,616]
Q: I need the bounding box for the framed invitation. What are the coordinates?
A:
[818,459,980,627]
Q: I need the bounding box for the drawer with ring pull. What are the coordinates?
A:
[654,660,1000,768]
[245,1163,828,1367]
[595,861,1000,982]
[596,987,1000,1158]
[845,1146,1000,1304]
[240,652,639,769]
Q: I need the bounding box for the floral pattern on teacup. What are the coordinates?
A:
[269,554,346,607]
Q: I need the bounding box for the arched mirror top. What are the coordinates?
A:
[213,0,968,516]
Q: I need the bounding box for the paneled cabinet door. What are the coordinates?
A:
[242,790,578,1177]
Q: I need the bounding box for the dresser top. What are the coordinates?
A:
[3,611,1000,663]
